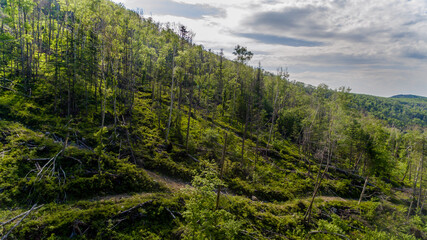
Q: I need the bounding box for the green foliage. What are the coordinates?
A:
[352,94,427,128]
[0,194,182,239]
[0,120,165,206]
[361,229,417,240]
[0,0,426,239]
[315,214,349,239]
[182,162,242,239]
[358,200,381,222]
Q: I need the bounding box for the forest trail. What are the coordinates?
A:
[145,170,190,192]
[318,196,348,202]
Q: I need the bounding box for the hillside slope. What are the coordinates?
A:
[0,0,426,239]
[351,94,427,128]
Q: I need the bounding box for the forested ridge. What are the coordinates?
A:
[0,0,426,239]
[352,94,427,128]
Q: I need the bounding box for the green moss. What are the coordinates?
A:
[3,194,183,239]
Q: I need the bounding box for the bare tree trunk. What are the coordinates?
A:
[101,49,106,128]
[353,153,363,171]
[402,148,412,182]
[304,142,332,223]
[408,162,421,218]
[253,129,260,182]
[267,88,279,148]
[121,116,137,164]
[72,21,80,115]
[185,90,193,152]
[417,142,424,213]
[177,83,182,120]
[420,190,427,214]
[358,176,369,205]
[232,63,239,122]
[54,13,64,113]
[113,60,118,137]
[165,50,175,143]
[97,43,107,173]
[216,133,228,210]
[231,87,236,122]
[157,81,162,130]
[219,50,225,116]
[66,28,71,117]
[241,104,249,166]
[1,20,5,81]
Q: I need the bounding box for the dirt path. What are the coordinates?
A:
[319,196,348,202]
[145,170,190,192]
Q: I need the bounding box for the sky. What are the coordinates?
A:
[112,0,427,97]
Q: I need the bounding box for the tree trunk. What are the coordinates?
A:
[268,89,279,149]
[408,162,421,218]
[420,190,427,214]
[216,133,228,210]
[253,129,260,182]
[416,142,425,213]
[358,176,369,205]
[1,20,5,80]
[176,83,183,133]
[165,50,175,143]
[120,116,137,164]
[186,90,193,152]
[113,60,118,137]
[402,149,412,182]
[304,142,332,223]
[241,105,249,166]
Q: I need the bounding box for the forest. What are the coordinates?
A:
[0,0,426,239]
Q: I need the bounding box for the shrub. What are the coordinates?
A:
[182,162,242,239]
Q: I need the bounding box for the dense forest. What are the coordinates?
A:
[0,0,426,239]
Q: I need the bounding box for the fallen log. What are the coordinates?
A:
[1,204,43,240]
[187,153,200,163]
[113,200,154,219]
[0,205,44,227]
[27,158,50,161]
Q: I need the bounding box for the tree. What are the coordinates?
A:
[183,161,242,239]
[357,119,392,205]
[232,45,253,168]
[304,88,342,223]
[233,45,253,64]
[165,44,176,143]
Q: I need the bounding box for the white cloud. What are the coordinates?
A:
[112,0,427,97]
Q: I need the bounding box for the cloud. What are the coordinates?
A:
[405,52,427,60]
[122,0,225,19]
[244,1,427,44]
[402,50,427,60]
[236,33,324,47]
[400,44,427,60]
[291,66,427,97]
[296,53,383,66]
[247,6,327,32]
[243,6,341,40]
[113,0,427,97]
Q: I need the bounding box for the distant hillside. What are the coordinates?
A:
[350,93,427,128]
[391,94,427,99]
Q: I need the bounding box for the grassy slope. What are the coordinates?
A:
[0,0,425,237]
[1,89,426,239]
